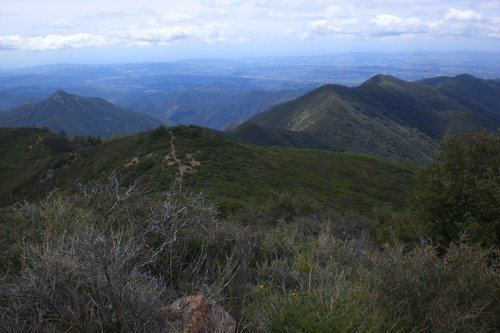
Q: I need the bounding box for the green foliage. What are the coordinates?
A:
[265,291,395,333]
[42,132,75,153]
[0,126,415,215]
[370,203,421,244]
[368,243,498,332]
[420,74,500,124]
[413,129,500,246]
[238,74,500,162]
[241,81,439,162]
[246,210,498,332]
[147,125,170,139]
[223,191,323,224]
[73,134,102,146]
[1,182,498,332]
[1,124,498,331]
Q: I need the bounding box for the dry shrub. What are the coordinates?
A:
[0,223,166,332]
[246,212,499,332]
[1,176,498,332]
[0,176,245,332]
[369,242,499,332]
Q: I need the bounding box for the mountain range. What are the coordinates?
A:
[116,86,309,129]
[230,74,500,161]
[0,74,498,162]
[0,90,162,137]
[0,66,314,130]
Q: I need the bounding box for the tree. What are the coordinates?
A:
[413,129,499,246]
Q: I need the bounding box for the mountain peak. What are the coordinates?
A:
[21,99,36,106]
[453,74,477,81]
[0,90,162,137]
[362,74,401,86]
[44,90,82,106]
[47,90,77,102]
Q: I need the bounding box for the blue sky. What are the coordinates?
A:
[1,0,499,67]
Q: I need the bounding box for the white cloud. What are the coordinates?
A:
[126,23,242,46]
[0,23,243,50]
[371,14,443,36]
[0,0,499,52]
[299,6,497,41]
[127,27,195,46]
[0,33,117,51]
[372,14,404,27]
[444,9,483,22]
[302,17,359,40]
[0,35,24,50]
[301,13,444,40]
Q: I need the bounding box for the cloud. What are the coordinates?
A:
[1,0,499,52]
[302,17,359,39]
[444,8,483,21]
[0,23,243,51]
[301,13,444,40]
[371,14,443,36]
[126,27,195,46]
[0,33,117,51]
[0,35,24,50]
[299,6,497,41]
[126,23,243,46]
[372,14,404,27]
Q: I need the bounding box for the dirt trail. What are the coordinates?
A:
[23,135,43,161]
[164,131,201,184]
[124,157,139,168]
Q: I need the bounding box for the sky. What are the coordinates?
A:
[1,0,499,67]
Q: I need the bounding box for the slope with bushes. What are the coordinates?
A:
[0,90,162,137]
[232,74,500,161]
[1,128,498,332]
[0,126,415,215]
[419,74,500,123]
[1,173,497,332]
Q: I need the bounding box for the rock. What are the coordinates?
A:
[156,295,237,333]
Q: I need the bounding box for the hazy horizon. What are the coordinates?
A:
[0,50,499,69]
[1,0,500,68]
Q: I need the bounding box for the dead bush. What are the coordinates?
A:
[0,223,166,332]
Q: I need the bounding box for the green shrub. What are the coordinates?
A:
[370,203,421,244]
[413,129,500,246]
[74,134,101,146]
[267,292,340,333]
[368,242,499,332]
[42,134,75,153]
[1,177,498,332]
[230,191,323,225]
[147,125,170,139]
[265,291,395,333]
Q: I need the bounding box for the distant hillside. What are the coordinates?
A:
[231,74,499,161]
[225,122,330,149]
[116,87,309,130]
[419,74,500,123]
[0,90,162,137]
[0,92,29,112]
[0,87,56,113]
[0,126,415,214]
